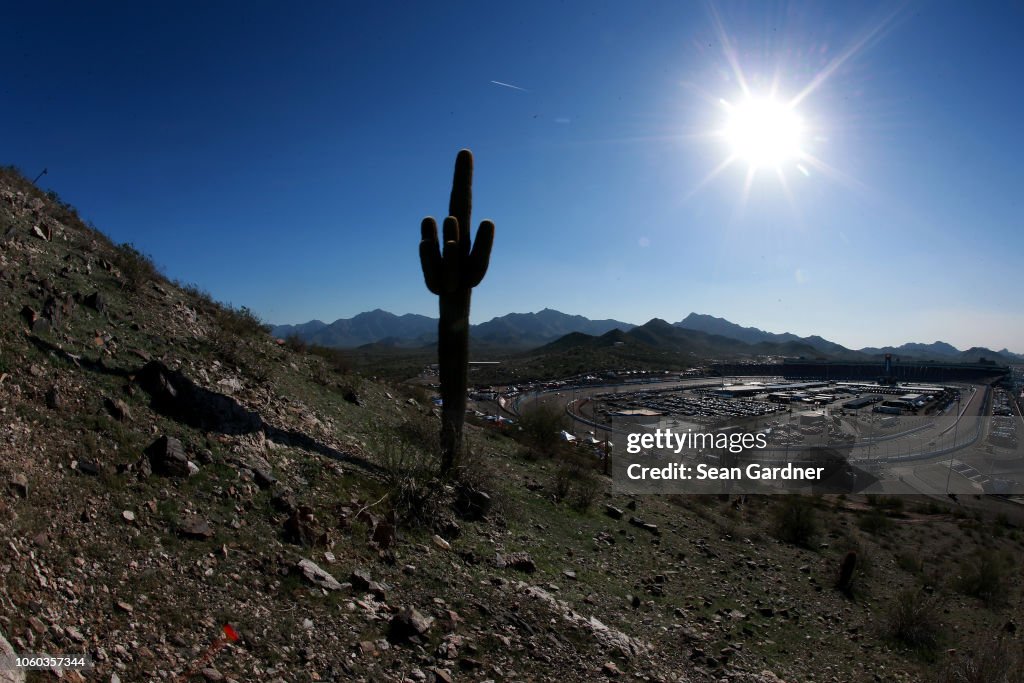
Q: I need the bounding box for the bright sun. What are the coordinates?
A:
[722,96,804,169]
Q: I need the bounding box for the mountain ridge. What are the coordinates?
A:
[276,309,1023,360]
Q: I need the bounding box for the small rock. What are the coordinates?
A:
[350,568,373,592]
[494,552,536,573]
[122,510,136,523]
[77,459,101,476]
[430,668,453,683]
[146,436,191,477]
[104,397,131,422]
[602,661,622,677]
[45,386,62,410]
[8,474,28,498]
[628,517,660,536]
[431,534,451,550]
[200,668,224,682]
[296,558,342,591]
[372,520,396,548]
[83,292,106,312]
[178,514,213,540]
[388,606,434,642]
[217,378,243,395]
[252,467,276,488]
[604,505,624,519]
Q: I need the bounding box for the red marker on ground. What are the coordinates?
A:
[174,624,240,682]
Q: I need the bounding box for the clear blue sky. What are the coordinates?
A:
[2,1,1022,351]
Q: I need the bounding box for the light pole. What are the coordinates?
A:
[944,393,961,494]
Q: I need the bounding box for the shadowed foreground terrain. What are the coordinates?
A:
[0,167,1022,682]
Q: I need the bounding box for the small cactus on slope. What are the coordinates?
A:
[836,550,858,596]
[419,149,495,474]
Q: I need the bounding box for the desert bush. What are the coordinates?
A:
[955,548,1010,606]
[936,634,1024,683]
[308,344,350,375]
[866,494,904,512]
[771,497,818,548]
[886,589,941,653]
[572,472,601,511]
[215,303,270,338]
[113,242,161,291]
[283,333,307,353]
[552,463,574,503]
[516,403,568,458]
[371,418,444,528]
[177,281,219,316]
[451,436,500,522]
[858,508,895,536]
[896,550,924,575]
[551,455,602,512]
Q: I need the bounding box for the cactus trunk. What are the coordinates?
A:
[438,288,471,473]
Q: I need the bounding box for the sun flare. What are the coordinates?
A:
[722,97,804,169]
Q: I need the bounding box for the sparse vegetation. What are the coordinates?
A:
[771,496,818,548]
[858,508,895,535]
[515,402,568,459]
[886,589,942,654]
[955,547,1011,606]
[215,302,270,337]
[112,241,161,291]
[936,634,1024,683]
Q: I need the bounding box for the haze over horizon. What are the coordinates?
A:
[2,2,1021,351]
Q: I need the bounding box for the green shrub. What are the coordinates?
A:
[516,403,568,459]
[771,497,818,548]
[215,304,270,338]
[284,333,307,353]
[886,589,941,653]
[896,551,923,575]
[955,548,1010,606]
[308,344,350,375]
[858,508,895,536]
[371,418,443,528]
[113,242,161,291]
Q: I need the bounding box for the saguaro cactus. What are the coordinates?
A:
[836,550,858,596]
[419,150,495,474]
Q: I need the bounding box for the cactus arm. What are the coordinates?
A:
[449,149,474,258]
[419,218,443,295]
[441,216,461,293]
[466,219,494,288]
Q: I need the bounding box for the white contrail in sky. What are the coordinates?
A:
[490,80,528,92]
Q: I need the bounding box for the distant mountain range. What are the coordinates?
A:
[272,309,1024,363]
[271,308,634,350]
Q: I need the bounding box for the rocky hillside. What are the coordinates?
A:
[0,166,1022,683]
